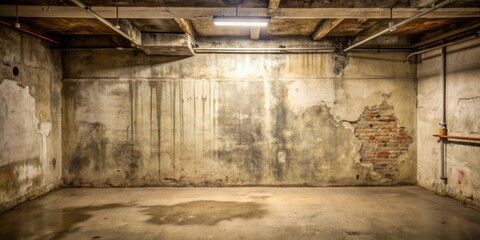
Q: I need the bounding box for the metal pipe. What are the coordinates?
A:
[0,20,60,44]
[434,135,480,141]
[440,46,447,181]
[195,47,334,53]
[52,47,137,51]
[344,0,458,52]
[70,0,140,46]
[194,47,412,54]
[405,34,478,63]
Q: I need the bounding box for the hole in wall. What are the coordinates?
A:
[12,66,19,76]
[356,175,359,180]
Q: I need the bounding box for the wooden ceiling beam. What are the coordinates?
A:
[0,6,478,19]
[413,22,480,47]
[268,0,281,16]
[175,18,196,37]
[276,8,480,19]
[311,19,344,41]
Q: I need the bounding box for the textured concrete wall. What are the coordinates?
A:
[0,26,62,212]
[417,38,480,207]
[62,47,416,187]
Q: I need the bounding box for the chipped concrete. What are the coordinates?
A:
[417,38,480,207]
[352,101,413,180]
[61,43,416,187]
[0,25,62,212]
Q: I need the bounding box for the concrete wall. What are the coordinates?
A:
[417,38,480,207]
[62,47,417,187]
[0,26,62,212]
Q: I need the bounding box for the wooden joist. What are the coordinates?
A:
[312,19,344,41]
[413,22,480,47]
[268,0,281,16]
[175,18,197,37]
[0,6,478,19]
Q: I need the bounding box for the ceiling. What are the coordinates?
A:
[0,0,479,49]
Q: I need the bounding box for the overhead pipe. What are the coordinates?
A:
[195,47,334,54]
[405,33,479,63]
[70,0,140,46]
[194,47,412,54]
[0,20,60,44]
[344,0,458,52]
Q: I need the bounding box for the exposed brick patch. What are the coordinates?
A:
[353,101,413,179]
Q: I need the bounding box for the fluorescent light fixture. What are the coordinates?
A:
[213,16,271,27]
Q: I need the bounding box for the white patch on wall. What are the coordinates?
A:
[38,122,52,162]
[0,79,40,166]
[286,79,335,116]
[14,163,42,193]
[449,97,480,135]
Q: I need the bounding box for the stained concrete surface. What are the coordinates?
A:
[417,38,480,208]
[0,25,62,212]
[61,47,416,187]
[0,187,479,240]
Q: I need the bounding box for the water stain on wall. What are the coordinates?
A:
[68,122,107,175]
[111,142,143,181]
[331,38,350,76]
[282,103,364,184]
[62,78,412,186]
[0,158,43,201]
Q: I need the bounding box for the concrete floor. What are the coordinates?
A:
[0,187,479,240]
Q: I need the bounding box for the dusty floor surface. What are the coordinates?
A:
[0,187,479,240]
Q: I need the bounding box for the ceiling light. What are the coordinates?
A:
[213,16,270,27]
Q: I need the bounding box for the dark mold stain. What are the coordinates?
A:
[214,81,266,182]
[67,122,107,175]
[51,158,56,170]
[270,81,290,181]
[331,38,350,76]
[142,200,267,225]
[111,142,143,181]
[213,80,365,185]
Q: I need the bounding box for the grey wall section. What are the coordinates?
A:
[62,48,417,187]
[417,38,480,207]
[0,26,62,212]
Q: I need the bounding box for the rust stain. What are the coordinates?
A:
[457,169,465,185]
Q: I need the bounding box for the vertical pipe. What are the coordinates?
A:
[440,46,447,181]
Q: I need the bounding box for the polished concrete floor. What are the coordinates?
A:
[0,187,479,240]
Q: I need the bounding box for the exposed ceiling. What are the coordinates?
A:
[0,0,479,51]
